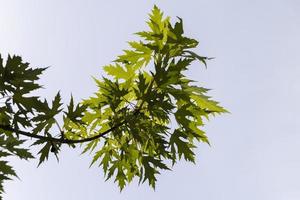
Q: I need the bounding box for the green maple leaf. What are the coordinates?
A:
[36,141,52,166]
[0,55,46,95]
[170,129,196,163]
[0,160,17,198]
[103,64,131,80]
[64,95,87,123]
[115,41,152,69]
[0,161,17,178]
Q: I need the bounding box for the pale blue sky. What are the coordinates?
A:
[1,0,300,199]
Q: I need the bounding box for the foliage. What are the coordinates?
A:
[0,6,227,199]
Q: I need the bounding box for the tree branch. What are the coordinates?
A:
[0,121,126,144]
[0,107,143,144]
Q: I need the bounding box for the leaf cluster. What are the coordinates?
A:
[78,6,227,189]
[0,6,227,198]
[0,55,85,197]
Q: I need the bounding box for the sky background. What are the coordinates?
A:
[1,0,300,199]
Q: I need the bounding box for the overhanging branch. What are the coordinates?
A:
[0,121,127,144]
[0,106,144,144]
